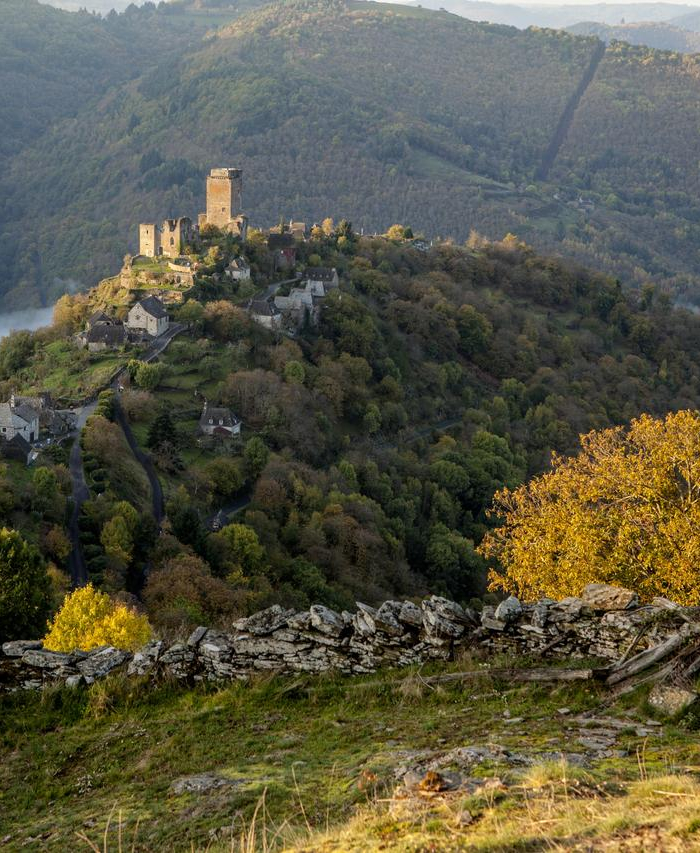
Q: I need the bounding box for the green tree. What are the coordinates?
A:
[0,528,51,642]
[243,436,269,479]
[284,360,305,384]
[147,407,177,451]
[135,361,164,391]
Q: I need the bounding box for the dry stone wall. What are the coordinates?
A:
[1,585,694,693]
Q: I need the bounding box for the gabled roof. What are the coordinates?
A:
[199,406,239,427]
[305,267,337,281]
[0,402,37,428]
[134,295,168,319]
[3,434,31,453]
[268,233,296,250]
[230,257,250,270]
[87,324,126,345]
[250,298,280,317]
[88,310,114,328]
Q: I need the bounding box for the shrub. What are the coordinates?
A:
[43,584,151,652]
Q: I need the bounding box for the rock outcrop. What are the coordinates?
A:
[1,585,695,693]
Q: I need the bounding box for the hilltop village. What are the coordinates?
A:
[0,167,349,464]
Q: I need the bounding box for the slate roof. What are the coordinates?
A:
[0,402,39,427]
[229,257,250,270]
[250,298,280,317]
[86,324,126,345]
[268,233,295,250]
[305,267,337,281]
[199,406,239,428]
[88,310,114,328]
[136,295,168,319]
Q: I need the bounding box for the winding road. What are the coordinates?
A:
[66,323,185,586]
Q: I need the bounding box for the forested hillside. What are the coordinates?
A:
[4,0,700,308]
[6,228,700,633]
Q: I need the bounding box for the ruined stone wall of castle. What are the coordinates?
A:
[1,584,694,693]
[139,224,160,258]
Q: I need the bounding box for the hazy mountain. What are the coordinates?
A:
[403,1,697,29]
[568,18,700,50]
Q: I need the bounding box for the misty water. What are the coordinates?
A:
[0,307,54,341]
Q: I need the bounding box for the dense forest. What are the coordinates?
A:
[4,0,700,309]
[6,224,700,640]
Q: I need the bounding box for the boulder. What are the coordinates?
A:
[77,647,130,682]
[353,603,378,637]
[581,584,639,612]
[422,596,474,639]
[374,602,404,637]
[128,641,163,677]
[2,640,42,657]
[170,773,243,795]
[233,605,293,636]
[398,601,423,628]
[494,596,522,624]
[648,684,699,718]
[187,626,208,647]
[21,649,73,669]
[309,605,345,637]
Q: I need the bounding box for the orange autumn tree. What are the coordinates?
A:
[479,410,700,605]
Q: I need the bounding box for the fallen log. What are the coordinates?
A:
[417,667,597,685]
[606,633,686,686]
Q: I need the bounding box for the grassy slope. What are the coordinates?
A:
[2,659,700,851]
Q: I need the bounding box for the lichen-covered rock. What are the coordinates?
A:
[2,640,42,657]
[581,584,639,612]
[495,596,522,624]
[398,601,423,628]
[127,641,163,676]
[233,605,294,636]
[422,596,473,639]
[309,605,346,636]
[648,684,699,717]
[77,647,130,682]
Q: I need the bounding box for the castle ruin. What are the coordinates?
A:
[198,167,248,238]
[138,168,248,257]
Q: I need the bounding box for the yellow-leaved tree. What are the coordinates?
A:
[43,584,151,652]
[479,410,700,605]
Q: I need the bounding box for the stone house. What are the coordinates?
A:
[267,233,296,269]
[125,295,169,338]
[0,399,39,443]
[9,392,76,436]
[304,267,339,292]
[226,257,251,281]
[85,324,127,352]
[78,311,126,352]
[198,403,241,438]
[249,297,282,330]
[0,434,32,464]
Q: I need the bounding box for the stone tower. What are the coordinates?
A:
[205,168,242,229]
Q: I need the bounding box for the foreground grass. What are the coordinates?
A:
[1,659,700,851]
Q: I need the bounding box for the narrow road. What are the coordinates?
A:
[112,396,164,524]
[535,40,606,182]
[204,492,252,530]
[66,323,186,586]
[66,400,98,587]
